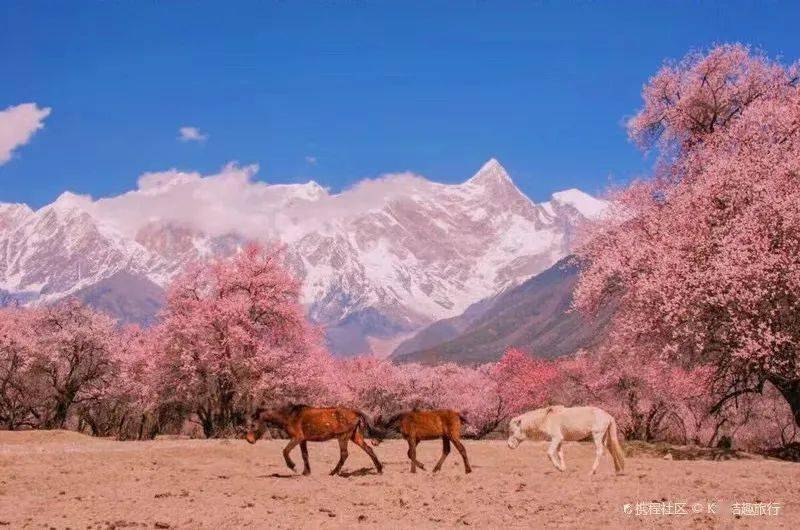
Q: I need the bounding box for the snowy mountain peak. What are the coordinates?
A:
[0,202,33,215]
[0,202,34,219]
[301,180,327,200]
[466,158,512,187]
[49,191,92,215]
[551,188,608,219]
[273,180,328,202]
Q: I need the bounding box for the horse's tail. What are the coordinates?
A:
[605,417,625,473]
[356,411,389,446]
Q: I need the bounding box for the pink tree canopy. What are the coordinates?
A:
[575,44,800,427]
[153,243,329,437]
[28,300,123,429]
[627,43,798,152]
[0,306,36,429]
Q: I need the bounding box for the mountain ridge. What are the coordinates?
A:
[0,160,607,355]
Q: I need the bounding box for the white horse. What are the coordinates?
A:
[507,405,625,474]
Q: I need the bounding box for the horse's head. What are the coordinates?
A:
[245,407,282,444]
[507,417,525,449]
[244,409,263,444]
[244,429,259,444]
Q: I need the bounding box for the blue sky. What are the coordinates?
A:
[2,1,799,208]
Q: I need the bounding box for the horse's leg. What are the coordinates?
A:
[590,430,605,475]
[547,437,564,472]
[407,438,417,473]
[329,435,349,476]
[556,440,567,471]
[406,437,422,473]
[412,440,426,470]
[351,428,383,474]
[451,437,472,474]
[300,441,311,475]
[432,436,451,473]
[283,439,300,472]
[331,435,350,476]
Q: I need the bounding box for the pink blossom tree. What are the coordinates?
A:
[336,356,421,416]
[75,324,158,438]
[490,348,556,412]
[26,300,123,429]
[627,43,798,152]
[153,243,330,438]
[552,347,714,442]
[575,44,800,430]
[336,356,515,438]
[0,306,36,429]
[429,362,500,437]
[336,358,467,414]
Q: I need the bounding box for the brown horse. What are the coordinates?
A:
[245,404,384,476]
[379,409,472,474]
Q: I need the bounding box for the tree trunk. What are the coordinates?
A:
[137,414,147,440]
[769,377,800,429]
[214,383,236,438]
[199,407,214,438]
[51,399,71,429]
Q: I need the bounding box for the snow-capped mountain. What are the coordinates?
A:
[0,159,607,355]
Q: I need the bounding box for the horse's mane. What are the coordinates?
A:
[252,403,310,418]
[284,403,310,414]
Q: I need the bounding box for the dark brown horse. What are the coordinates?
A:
[245,404,383,476]
[379,409,472,474]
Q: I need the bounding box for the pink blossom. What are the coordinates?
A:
[576,44,800,429]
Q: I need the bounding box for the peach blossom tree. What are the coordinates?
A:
[26,300,123,429]
[153,244,330,438]
[575,44,800,430]
[0,306,37,429]
[335,351,555,438]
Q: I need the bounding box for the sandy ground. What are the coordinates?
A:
[1,431,799,529]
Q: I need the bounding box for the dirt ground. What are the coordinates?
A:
[1,430,798,529]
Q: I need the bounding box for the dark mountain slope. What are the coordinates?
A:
[73,271,165,326]
[391,256,614,365]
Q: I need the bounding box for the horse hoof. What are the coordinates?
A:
[465,468,473,474]
[302,470,311,476]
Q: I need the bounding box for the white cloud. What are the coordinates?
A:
[305,155,317,165]
[69,162,434,244]
[137,169,201,193]
[0,103,51,165]
[178,126,208,142]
